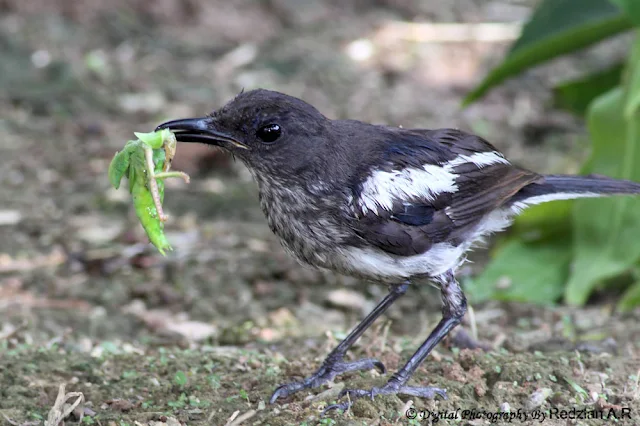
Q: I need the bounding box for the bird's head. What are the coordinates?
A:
[156,89,335,182]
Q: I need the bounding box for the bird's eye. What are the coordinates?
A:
[256,124,281,143]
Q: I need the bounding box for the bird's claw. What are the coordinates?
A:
[269,357,386,404]
[322,384,447,416]
[322,400,352,415]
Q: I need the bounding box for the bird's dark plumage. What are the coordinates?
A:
[156,89,640,411]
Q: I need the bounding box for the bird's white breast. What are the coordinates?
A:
[335,242,467,280]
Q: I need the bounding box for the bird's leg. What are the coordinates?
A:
[269,283,409,403]
[324,270,466,413]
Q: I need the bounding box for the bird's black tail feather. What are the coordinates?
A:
[510,174,640,208]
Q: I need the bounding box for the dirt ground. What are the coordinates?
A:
[1,1,639,425]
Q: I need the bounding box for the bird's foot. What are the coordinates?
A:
[270,357,386,403]
[322,381,447,414]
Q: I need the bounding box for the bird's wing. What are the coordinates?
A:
[349,129,540,256]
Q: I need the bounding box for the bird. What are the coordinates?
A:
[156,89,640,411]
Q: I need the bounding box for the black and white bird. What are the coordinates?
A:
[157,89,640,410]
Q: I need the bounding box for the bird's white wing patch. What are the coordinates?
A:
[448,151,509,168]
[358,165,457,214]
[358,151,509,215]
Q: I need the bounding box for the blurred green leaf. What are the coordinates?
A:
[469,199,574,304]
[467,237,570,304]
[553,63,624,116]
[623,30,640,117]
[618,280,640,311]
[611,0,640,26]
[464,0,632,105]
[174,370,188,387]
[510,199,575,236]
[566,38,640,304]
[564,376,590,399]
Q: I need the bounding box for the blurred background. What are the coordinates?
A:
[1,0,639,424]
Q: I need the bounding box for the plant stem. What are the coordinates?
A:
[144,145,169,222]
[155,171,191,183]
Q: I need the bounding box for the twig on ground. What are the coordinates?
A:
[223,410,239,426]
[1,412,19,426]
[45,384,84,426]
[226,410,257,426]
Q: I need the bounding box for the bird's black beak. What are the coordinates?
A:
[155,117,249,150]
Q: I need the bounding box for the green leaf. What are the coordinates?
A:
[553,63,624,116]
[623,30,640,117]
[566,36,640,305]
[464,0,632,105]
[617,280,640,311]
[108,142,140,189]
[611,0,640,26]
[174,370,188,387]
[134,130,169,149]
[108,150,129,189]
[469,196,575,304]
[566,82,640,304]
[510,199,575,237]
[564,376,589,399]
[467,237,570,304]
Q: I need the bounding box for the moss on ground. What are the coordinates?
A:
[1,342,637,425]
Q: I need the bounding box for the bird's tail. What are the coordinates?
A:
[509,174,640,210]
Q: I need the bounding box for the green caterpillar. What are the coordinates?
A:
[108,129,189,255]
